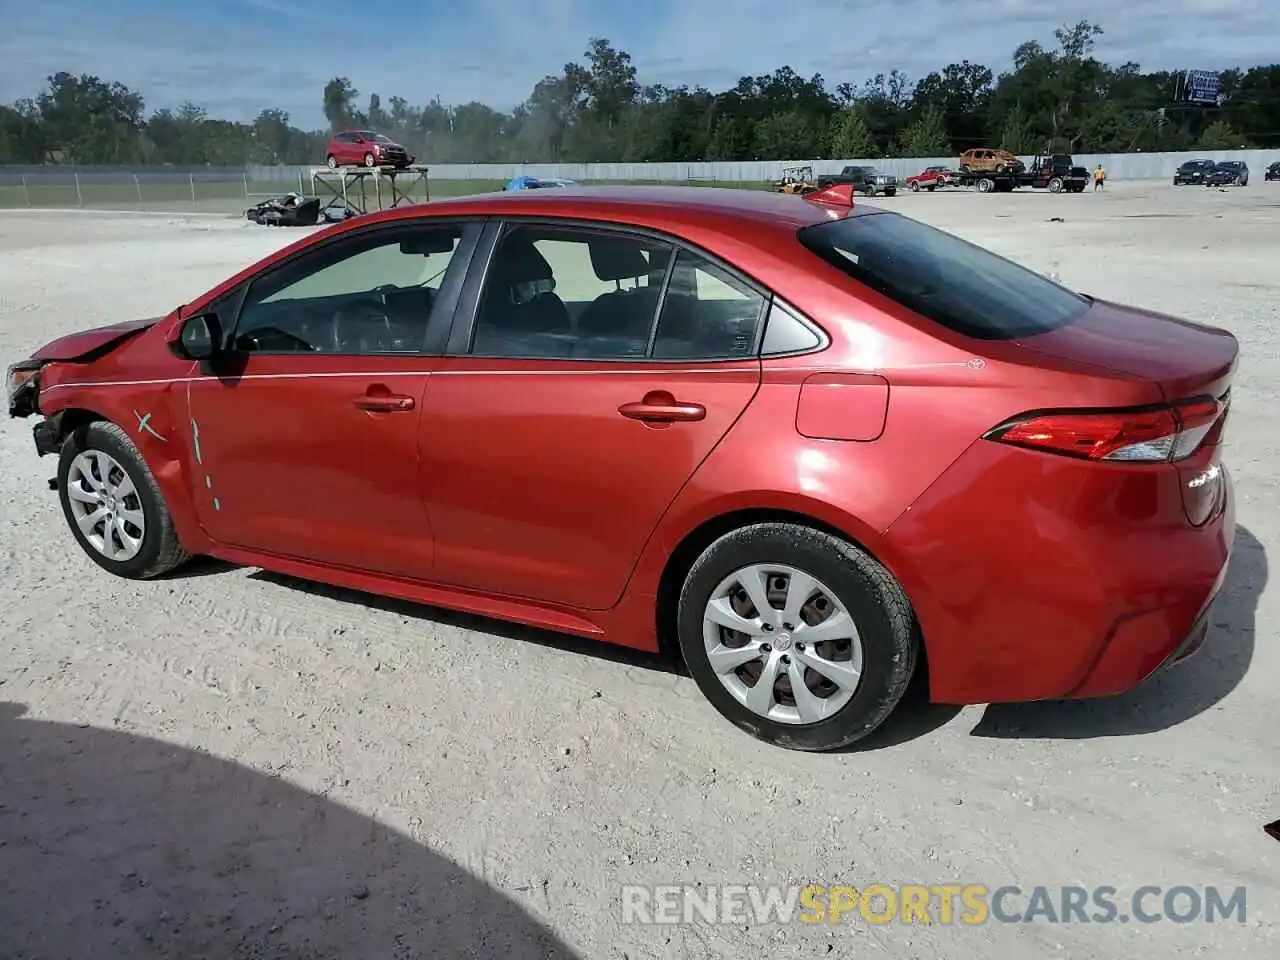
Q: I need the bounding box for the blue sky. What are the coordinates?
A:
[1,0,1275,129]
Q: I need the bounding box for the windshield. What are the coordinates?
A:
[797,212,1090,341]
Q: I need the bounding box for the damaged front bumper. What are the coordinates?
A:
[6,361,58,456]
[32,418,59,456]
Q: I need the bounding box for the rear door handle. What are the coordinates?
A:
[618,391,706,423]
[353,387,415,412]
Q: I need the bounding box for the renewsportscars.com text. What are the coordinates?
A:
[620,883,1247,926]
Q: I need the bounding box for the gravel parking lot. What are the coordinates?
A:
[1,181,1276,959]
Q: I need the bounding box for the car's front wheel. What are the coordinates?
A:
[57,421,189,580]
[676,523,918,751]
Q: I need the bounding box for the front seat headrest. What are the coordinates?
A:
[493,237,554,284]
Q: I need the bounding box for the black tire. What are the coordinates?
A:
[883,189,896,197]
[363,153,376,167]
[675,522,919,751]
[57,421,189,580]
[909,180,920,192]
[863,184,876,197]
[326,154,338,169]
[1048,177,1064,193]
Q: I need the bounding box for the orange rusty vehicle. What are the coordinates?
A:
[957,147,1026,176]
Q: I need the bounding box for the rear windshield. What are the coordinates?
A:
[797,212,1090,340]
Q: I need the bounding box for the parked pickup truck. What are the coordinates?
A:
[817,165,897,197]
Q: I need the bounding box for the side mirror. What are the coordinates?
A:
[171,312,223,361]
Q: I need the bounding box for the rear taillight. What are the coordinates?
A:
[984,396,1226,463]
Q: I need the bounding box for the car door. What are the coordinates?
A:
[338,132,361,165]
[340,132,360,165]
[331,132,350,164]
[185,218,481,579]
[418,219,767,611]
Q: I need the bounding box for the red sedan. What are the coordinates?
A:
[6,184,1237,751]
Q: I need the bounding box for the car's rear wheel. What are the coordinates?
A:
[326,154,338,169]
[676,523,918,751]
[57,421,189,580]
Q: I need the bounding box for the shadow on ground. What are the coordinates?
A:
[251,570,963,751]
[0,702,581,960]
[249,569,679,677]
[972,524,1266,739]
[238,523,1263,751]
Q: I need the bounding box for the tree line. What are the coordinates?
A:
[1,21,1276,168]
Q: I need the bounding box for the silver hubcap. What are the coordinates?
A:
[702,564,863,725]
[66,450,145,561]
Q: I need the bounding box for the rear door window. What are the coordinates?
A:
[797,212,1090,340]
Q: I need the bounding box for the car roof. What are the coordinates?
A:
[369,184,880,235]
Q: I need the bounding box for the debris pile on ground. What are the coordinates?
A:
[245,192,322,227]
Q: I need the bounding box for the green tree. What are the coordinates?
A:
[1197,119,1248,149]
[828,107,876,158]
[999,104,1038,154]
[899,106,950,156]
[753,110,824,159]
[322,77,362,132]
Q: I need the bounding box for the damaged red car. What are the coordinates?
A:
[6,184,1237,751]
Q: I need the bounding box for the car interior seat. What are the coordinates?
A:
[576,239,665,346]
[473,235,572,355]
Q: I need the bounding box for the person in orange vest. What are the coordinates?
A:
[1093,163,1106,191]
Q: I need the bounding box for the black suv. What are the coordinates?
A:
[1264,161,1279,182]
[1173,159,1217,185]
[1206,161,1249,186]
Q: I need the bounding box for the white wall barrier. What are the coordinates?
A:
[246,149,1275,185]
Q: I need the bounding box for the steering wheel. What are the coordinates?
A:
[332,297,395,352]
[236,327,319,352]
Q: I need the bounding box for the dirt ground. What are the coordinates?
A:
[1,181,1276,959]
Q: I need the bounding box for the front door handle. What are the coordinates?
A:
[618,391,706,423]
[353,386,415,412]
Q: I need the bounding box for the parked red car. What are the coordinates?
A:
[324,130,414,169]
[905,165,959,191]
[6,184,1237,751]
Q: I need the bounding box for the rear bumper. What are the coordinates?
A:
[883,441,1236,705]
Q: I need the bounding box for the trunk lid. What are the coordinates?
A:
[1014,298,1238,401]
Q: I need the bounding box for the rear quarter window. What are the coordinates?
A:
[796,212,1090,340]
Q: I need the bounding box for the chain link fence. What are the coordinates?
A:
[0,168,318,214]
